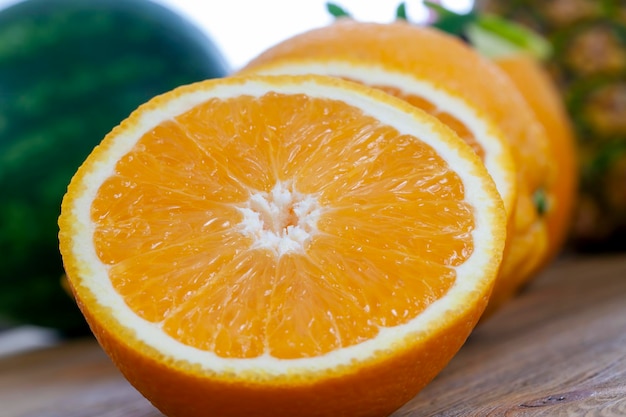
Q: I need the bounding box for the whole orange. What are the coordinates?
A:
[495,55,578,270]
[480,53,578,315]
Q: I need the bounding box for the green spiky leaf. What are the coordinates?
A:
[396,2,408,20]
[326,2,351,18]
[467,14,552,60]
[423,0,478,36]
[424,1,551,60]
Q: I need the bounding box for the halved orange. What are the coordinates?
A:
[239,20,554,317]
[59,74,506,417]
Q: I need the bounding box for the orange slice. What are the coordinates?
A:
[239,20,553,317]
[59,74,506,417]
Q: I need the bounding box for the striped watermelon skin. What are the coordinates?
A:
[0,0,229,333]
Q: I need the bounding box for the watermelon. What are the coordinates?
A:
[0,0,230,334]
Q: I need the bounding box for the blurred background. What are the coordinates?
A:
[0,0,475,71]
[150,0,474,70]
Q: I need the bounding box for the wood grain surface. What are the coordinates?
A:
[1,254,625,417]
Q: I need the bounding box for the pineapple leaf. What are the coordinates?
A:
[424,1,551,60]
[326,2,351,18]
[396,2,408,20]
[469,14,552,60]
[423,1,478,36]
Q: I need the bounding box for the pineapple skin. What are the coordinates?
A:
[477,0,626,251]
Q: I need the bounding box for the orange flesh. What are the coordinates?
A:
[354,84,486,161]
[91,92,474,359]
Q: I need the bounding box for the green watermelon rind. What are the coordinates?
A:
[0,0,229,333]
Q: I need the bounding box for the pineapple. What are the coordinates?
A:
[475,0,626,251]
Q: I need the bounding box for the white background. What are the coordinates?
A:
[0,0,474,71]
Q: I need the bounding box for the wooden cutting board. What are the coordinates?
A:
[2,254,626,417]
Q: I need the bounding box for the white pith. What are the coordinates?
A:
[67,76,502,376]
[253,62,515,215]
[237,181,322,256]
